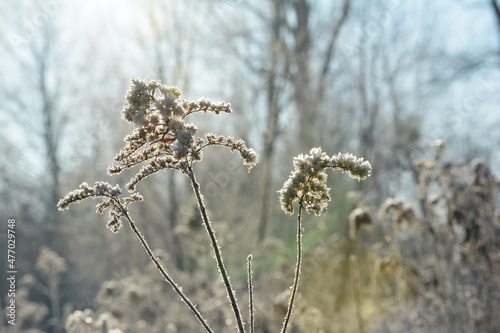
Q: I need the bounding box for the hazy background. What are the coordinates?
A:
[1,0,499,332]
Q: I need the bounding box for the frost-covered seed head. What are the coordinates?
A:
[57,182,142,233]
[109,78,258,182]
[59,78,259,233]
[279,148,371,216]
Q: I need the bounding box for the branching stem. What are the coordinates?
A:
[117,201,213,333]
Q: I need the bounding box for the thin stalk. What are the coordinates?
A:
[247,255,255,333]
[349,255,365,333]
[119,205,213,333]
[281,205,304,333]
[187,167,246,333]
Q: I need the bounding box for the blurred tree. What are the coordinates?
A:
[0,1,72,251]
[340,1,451,200]
[491,0,500,37]
[217,0,351,242]
[255,0,289,243]
[129,0,205,270]
[288,0,351,152]
[259,0,350,241]
[0,3,69,331]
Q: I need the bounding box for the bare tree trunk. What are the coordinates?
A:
[258,0,350,240]
[146,0,192,270]
[38,32,62,251]
[257,0,287,243]
[491,0,500,58]
[491,0,500,31]
[289,0,351,151]
[291,0,314,151]
[33,24,65,333]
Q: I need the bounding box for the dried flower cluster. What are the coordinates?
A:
[379,197,421,232]
[109,78,258,191]
[58,78,258,234]
[35,246,67,278]
[57,181,143,233]
[349,207,373,240]
[368,142,500,332]
[278,148,372,215]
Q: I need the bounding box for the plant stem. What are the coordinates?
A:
[119,204,213,333]
[247,255,255,333]
[281,205,304,333]
[187,167,246,333]
[349,255,365,333]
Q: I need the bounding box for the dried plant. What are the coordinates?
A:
[278,148,371,333]
[58,78,371,332]
[360,141,500,333]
